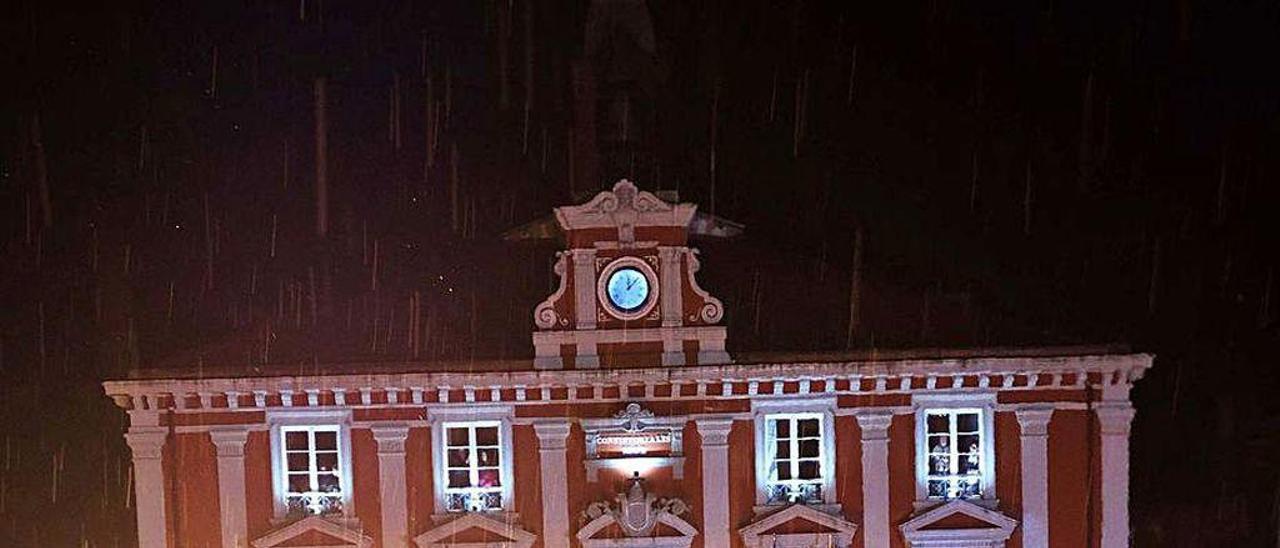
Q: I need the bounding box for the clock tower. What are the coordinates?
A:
[530,180,731,369]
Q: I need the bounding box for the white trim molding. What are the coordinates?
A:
[1095,403,1136,548]
[899,499,1017,548]
[533,421,573,548]
[855,411,893,548]
[251,516,374,548]
[751,397,839,511]
[210,427,251,548]
[125,421,169,548]
[104,351,1154,413]
[371,423,411,548]
[266,409,355,520]
[413,513,536,548]
[1015,405,1055,548]
[427,406,516,517]
[912,393,998,508]
[739,504,857,548]
[695,418,734,548]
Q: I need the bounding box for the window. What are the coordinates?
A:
[280,425,346,515]
[751,397,837,510]
[442,421,505,512]
[764,413,825,504]
[429,406,514,516]
[923,409,984,500]
[268,411,354,519]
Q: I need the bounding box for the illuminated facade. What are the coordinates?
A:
[104,180,1151,548]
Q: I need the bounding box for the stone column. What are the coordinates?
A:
[372,424,411,548]
[1016,406,1055,548]
[209,428,250,548]
[125,424,170,548]
[855,412,893,548]
[534,421,573,548]
[1096,404,1136,548]
[696,418,734,548]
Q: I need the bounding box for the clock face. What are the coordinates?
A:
[606,267,651,312]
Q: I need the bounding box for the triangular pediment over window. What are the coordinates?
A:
[739,504,858,547]
[899,500,1017,547]
[413,513,536,548]
[577,511,698,547]
[251,516,373,548]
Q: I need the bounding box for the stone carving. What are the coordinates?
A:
[581,474,689,537]
[684,249,724,324]
[533,252,571,329]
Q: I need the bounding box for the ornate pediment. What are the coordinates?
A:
[577,476,697,548]
[251,516,373,548]
[413,513,536,548]
[738,504,858,548]
[554,180,697,240]
[899,500,1017,547]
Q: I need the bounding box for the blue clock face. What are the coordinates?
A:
[606,267,651,312]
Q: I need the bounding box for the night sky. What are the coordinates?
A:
[2,1,1279,545]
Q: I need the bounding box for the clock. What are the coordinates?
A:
[597,257,660,320]
[607,267,650,312]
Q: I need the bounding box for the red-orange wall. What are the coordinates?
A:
[244,430,274,540]
[351,429,382,546]
[153,396,1115,548]
[887,414,915,548]
[835,415,864,547]
[172,433,221,548]
[405,427,433,543]
[1048,409,1095,547]
[996,411,1024,548]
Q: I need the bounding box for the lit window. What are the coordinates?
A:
[442,421,505,512]
[922,409,985,500]
[280,425,345,516]
[763,413,825,504]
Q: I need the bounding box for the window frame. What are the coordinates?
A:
[267,410,355,520]
[912,394,997,507]
[751,397,838,509]
[428,406,515,516]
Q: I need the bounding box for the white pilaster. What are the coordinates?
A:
[125,418,170,548]
[571,249,598,331]
[856,412,893,548]
[1096,404,1136,548]
[657,246,685,328]
[371,424,411,548]
[534,421,573,548]
[696,418,734,548]
[1016,406,1055,548]
[210,428,250,548]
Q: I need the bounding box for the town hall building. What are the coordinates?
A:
[103,180,1152,548]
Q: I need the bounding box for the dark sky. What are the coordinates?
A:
[2,0,1279,545]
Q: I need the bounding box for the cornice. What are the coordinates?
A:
[102,353,1152,415]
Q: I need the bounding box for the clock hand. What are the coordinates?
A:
[626,277,636,290]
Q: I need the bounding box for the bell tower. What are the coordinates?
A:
[531,180,729,369]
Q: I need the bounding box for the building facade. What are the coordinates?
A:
[104,181,1152,548]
